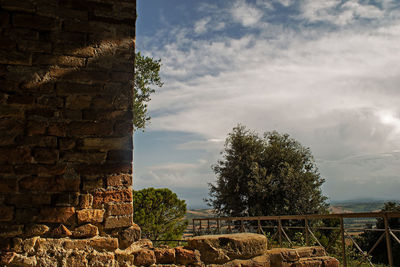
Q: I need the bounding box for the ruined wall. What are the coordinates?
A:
[0,0,136,245]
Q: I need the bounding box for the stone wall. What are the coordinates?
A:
[0,0,136,248]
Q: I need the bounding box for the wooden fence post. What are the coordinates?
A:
[305,218,309,246]
[340,217,347,267]
[384,214,394,267]
[278,219,282,246]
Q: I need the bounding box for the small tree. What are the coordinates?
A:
[134,52,163,131]
[207,125,328,217]
[133,188,188,241]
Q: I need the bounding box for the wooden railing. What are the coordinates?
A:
[192,212,400,267]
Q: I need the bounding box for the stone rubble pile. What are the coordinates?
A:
[1,232,339,266]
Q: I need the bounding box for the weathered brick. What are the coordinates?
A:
[82,178,103,192]
[0,11,10,27]
[106,174,132,187]
[62,70,110,83]
[36,95,64,107]
[73,223,99,238]
[62,151,106,163]
[0,179,17,193]
[56,82,103,95]
[7,95,35,105]
[61,109,82,120]
[76,209,105,223]
[104,215,133,229]
[106,203,132,216]
[79,194,93,209]
[7,194,51,207]
[48,123,66,136]
[33,54,86,67]
[93,189,132,207]
[0,50,31,66]
[15,208,39,223]
[107,150,133,163]
[0,37,16,49]
[59,138,76,150]
[27,121,47,136]
[19,177,80,192]
[0,224,23,237]
[0,206,14,221]
[65,94,92,109]
[13,14,58,31]
[78,163,132,175]
[81,137,132,150]
[33,148,59,164]
[17,40,52,53]
[83,109,129,121]
[24,136,57,147]
[0,147,32,164]
[52,192,80,206]
[1,0,36,12]
[39,207,75,223]
[26,108,56,119]
[68,121,113,136]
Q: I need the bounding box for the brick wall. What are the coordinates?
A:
[0,0,136,242]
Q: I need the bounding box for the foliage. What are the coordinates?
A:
[357,202,400,265]
[133,188,188,241]
[207,124,328,217]
[134,52,163,131]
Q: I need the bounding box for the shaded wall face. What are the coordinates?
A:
[0,0,136,238]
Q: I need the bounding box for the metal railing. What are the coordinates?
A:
[192,212,400,267]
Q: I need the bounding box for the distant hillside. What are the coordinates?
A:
[186,200,398,221]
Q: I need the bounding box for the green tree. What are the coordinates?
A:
[207,124,328,217]
[133,188,188,241]
[358,202,400,265]
[134,52,163,131]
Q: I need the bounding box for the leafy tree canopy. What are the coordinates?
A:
[207,124,328,217]
[134,52,163,131]
[133,188,188,241]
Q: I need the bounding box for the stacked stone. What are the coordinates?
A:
[0,0,136,249]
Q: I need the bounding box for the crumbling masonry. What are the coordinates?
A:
[1,0,137,257]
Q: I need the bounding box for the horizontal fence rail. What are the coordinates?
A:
[192,212,400,267]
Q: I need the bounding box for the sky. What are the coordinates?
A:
[134,0,400,208]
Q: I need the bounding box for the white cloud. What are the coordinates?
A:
[194,17,211,34]
[301,0,384,26]
[137,0,400,202]
[231,0,264,27]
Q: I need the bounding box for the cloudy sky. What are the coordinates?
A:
[134,0,400,208]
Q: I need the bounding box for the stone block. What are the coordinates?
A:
[0,0,35,12]
[68,121,114,136]
[0,179,17,193]
[59,138,76,150]
[118,224,141,249]
[0,147,32,164]
[155,247,176,264]
[15,208,39,223]
[39,207,75,223]
[73,223,99,238]
[0,206,14,221]
[106,174,132,187]
[107,149,133,163]
[0,50,32,66]
[0,224,23,237]
[104,215,133,229]
[52,224,72,237]
[106,203,133,216]
[174,247,201,265]
[187,233,267,264]
[13,14,58,31]
[133,249,156,267]
[81,137,132,151]
[25,224,50,237]
[33,148,59,164]
[65,94,92,109]
[76,209,105,224]
[93,189,133,207]
[89,237,119,251]
[61,151,107,163]
[47,123,66,137]
[79,194,93,209]
[27,121,47,135]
